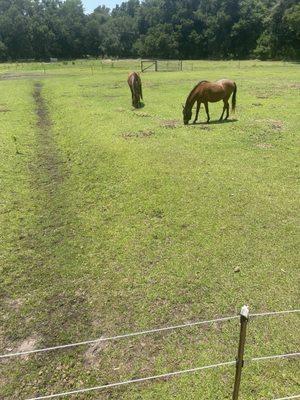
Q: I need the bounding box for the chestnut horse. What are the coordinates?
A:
[182,79,237,125]
[127,72,143,108]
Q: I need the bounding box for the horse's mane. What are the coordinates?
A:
[186,80,209,104]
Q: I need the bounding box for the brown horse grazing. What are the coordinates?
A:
[127,72,143,108]
[182,79,237,125]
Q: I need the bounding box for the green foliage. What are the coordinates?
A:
[135,24,179,58]
[255,0,300,59]
[0,0,298,60]
[0,40,7,60]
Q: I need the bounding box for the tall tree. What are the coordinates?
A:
[255,0,300,59]
[0,0,298,61]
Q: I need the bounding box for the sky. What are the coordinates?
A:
[82,0,120,13]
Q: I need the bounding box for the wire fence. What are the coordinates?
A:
[0,314,239,359]
[24,352,300,400]
[1,309,299,360]
[1,307,299,399]
[26,360,237,400]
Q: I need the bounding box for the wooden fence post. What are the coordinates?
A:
[232,305,249,400]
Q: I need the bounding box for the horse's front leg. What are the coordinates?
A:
[204,102,210,123]
[130,87,134,106]
[193,101,201,124]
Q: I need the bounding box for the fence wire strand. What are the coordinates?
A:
[0,315,239,359]
[251,310,300,318]
[25,360,236,400]
[1,308,299,360]
[24,352,300,400]
[252,352,300,362]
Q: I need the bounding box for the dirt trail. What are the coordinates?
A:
[26,83,91,342]
[33,82,66,189]
[0,83,91,399]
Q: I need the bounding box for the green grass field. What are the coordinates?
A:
[0,60,299,399]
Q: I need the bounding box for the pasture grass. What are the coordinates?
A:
[0,60,299,399]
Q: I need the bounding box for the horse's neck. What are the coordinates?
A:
[185,90,198,110]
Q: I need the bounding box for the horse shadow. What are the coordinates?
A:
[132,101,145,109]
[195,118,238,125]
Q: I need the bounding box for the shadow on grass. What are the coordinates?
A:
[194,118,238,125]
[133,102,145,109]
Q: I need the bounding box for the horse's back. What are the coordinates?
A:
[128,71,139,80]
[216,79,235,92]
[201,81,226,102]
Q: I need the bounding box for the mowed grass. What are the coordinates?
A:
[0,60,299,399]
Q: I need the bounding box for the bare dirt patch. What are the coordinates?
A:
[256,143,273,149]
[256,94,269,99]
[116,107,126,112]
[0,73,74,81]
[252,103,262,107]
[17,335,39,353]
[0,73,46,81]
[255,119,284,131]
[270,120,284,130]
[288,83,300,89]
[122,130,155,139]
[134,111,151,118]
[0,106,11,112]
[84,339,109,367]
[2,335,41,361]
[5,298,23,311]
[160,119,180,129]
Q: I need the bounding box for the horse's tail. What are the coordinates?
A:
[232,82,237,113]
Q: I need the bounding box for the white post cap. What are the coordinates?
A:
[240,305,249,319]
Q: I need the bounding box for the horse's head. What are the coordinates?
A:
[182,105,192,125]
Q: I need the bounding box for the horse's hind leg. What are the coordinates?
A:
[219,100,226,121]
[225,100,230,120]
[204,102,210,123]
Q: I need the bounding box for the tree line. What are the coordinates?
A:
[0,0,299,61]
